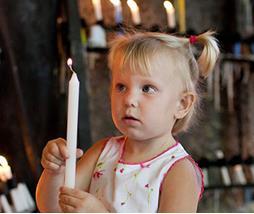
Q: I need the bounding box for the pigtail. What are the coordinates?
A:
[195,31,220,78]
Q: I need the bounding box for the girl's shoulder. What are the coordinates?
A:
[158,155,203,212]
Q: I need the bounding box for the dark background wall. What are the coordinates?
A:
[0,0,59,192]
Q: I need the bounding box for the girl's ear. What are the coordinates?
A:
[174,92,196,119]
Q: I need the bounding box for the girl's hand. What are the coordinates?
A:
[59,187,108,213]
[41,138,83,174]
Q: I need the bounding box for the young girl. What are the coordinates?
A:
[36,31,219,212]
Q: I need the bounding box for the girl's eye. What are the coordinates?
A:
[142,85,157,94]
[115,83,126,92]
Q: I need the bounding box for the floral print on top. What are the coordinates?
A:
[89,136,204,213]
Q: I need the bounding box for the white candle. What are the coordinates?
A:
[215,150,231,186]
[17,183,36,212]
[221,166,231,186]
[64,58,80,188]
[110,0,123,24]
[233,164,246,185]
[0,195,13,212]
[163,1,176,29]
[92,0,103,21]
[202,168,209,187]
[127,0,141,25]
[10,187,26,212]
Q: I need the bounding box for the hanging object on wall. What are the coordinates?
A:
[163,1,176,30]
[215,150,231,186]
[89,0,107,47]
[110,0,123,24]
[212,59,221,111]
[127,0,141,26]
[88,24,107,47]
[233,164,247,185]
[177,0,186,33]
[92,0,103,22]
[235,0,254,37]
[222,62,235,113]
[240,64,254,159]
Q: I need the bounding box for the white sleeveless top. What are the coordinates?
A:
[89,136,204,213]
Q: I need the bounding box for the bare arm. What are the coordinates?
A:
[158,158,200,212]
[36,138,81,212]
[36,137,107,212]
[36,168,65,212]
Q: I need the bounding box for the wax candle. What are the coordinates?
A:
[202,168,209,187]
[110,0,123,24]
[215,150,231,186]
[92,0,103,21]
[64,58,80,188]
[233,164,247,185]
[163,1,176,29]
[178,0,186,33]
[10,187,25,212]
[17,183,36,212]
[0,195,13,212]
[127,0,141,25]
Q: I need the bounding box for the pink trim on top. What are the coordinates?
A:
[118,136,127,160]
[100,137,112,153]
[159,155,204,201]
[118,139,179,165]
[97,136,124,159]
[186,155,204,201]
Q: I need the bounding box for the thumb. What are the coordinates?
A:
[76,148,83,159]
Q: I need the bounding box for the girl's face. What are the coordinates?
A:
[110,65,183,141]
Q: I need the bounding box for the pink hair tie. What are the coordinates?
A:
[189,35,197,44]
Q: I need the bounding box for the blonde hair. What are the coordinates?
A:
[108,31,220,134]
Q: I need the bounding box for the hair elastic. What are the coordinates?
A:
[189,35,197,44]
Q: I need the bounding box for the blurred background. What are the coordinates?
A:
[1,0,254,212]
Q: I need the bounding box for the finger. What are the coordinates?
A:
[41,158,61,170]
[44,152,65,166]
[76,148,83,159]
[57,138,69,159]
[59,200,75,213]
[59,194,81,208]
[60,187,86,199]
[46,141,66,161]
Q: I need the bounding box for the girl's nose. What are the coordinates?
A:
[124,91,139,108]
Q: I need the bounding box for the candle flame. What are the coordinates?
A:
[67,58,72,67]
[110,0,121,7]
[127,0,139,12]
[0,155,12,182]
[164,1,174,12]
[0,155,8,167]
[67,58,75,73]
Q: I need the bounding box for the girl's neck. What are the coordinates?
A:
[122,134,177,163]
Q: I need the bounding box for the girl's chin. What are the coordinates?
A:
[118,130,146,141]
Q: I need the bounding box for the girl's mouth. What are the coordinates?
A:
[123,115,139,120]
[122,116,141,125]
